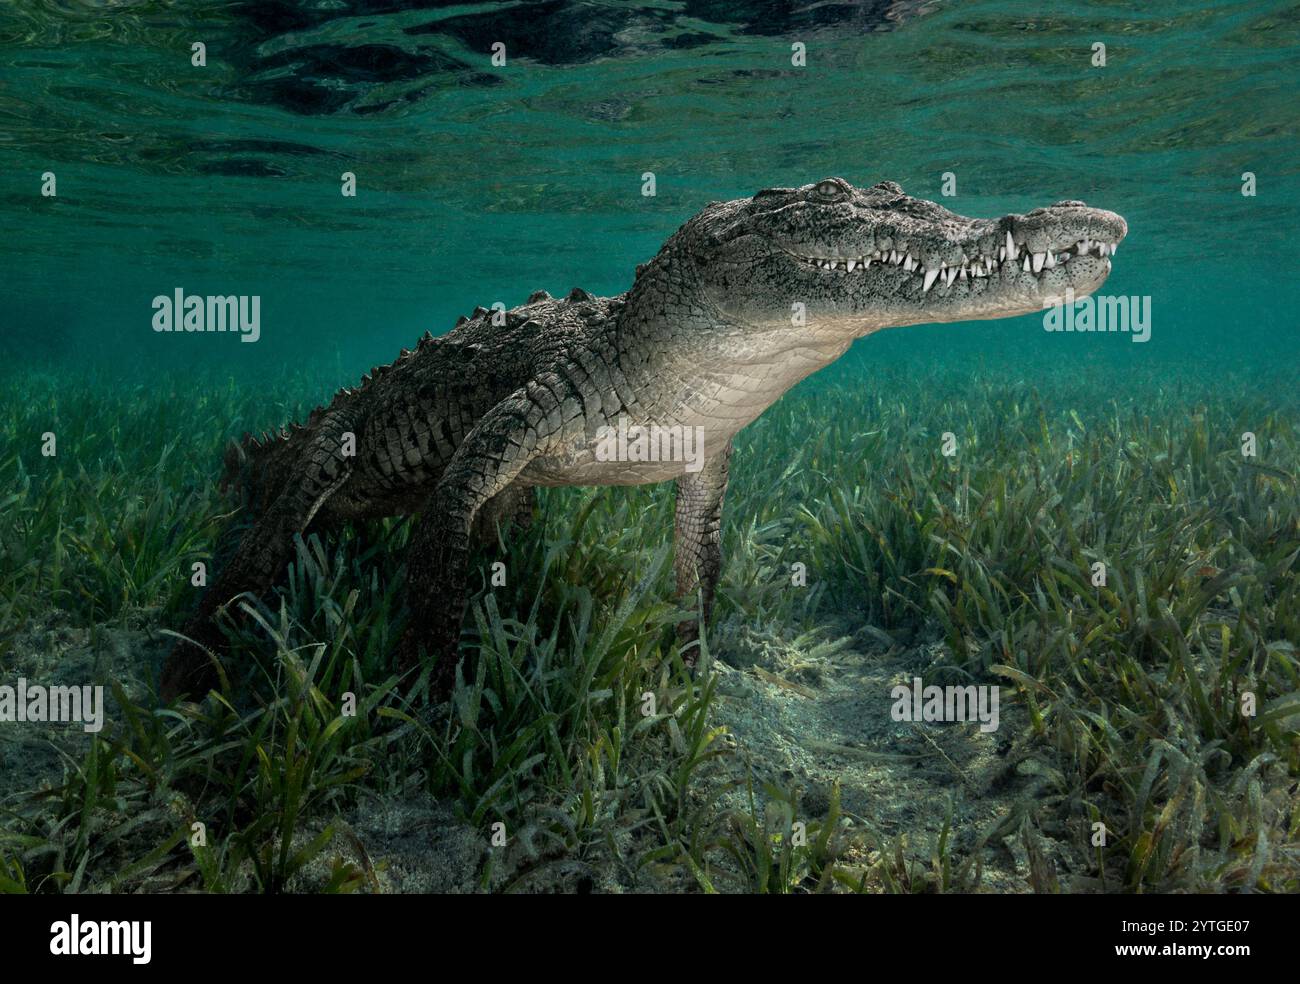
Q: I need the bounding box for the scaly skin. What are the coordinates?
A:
[160,177,1127,702]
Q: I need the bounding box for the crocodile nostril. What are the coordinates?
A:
[1054,200,1086,207]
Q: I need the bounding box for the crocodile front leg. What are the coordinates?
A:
[394,389,557,698]
[673,438,732,667]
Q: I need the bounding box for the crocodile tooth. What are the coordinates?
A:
[1043,252,1055,269]
[958,266,967,280]
[862,257,872,269]
[846,258,857,272]
[1005,230,1016,259]
[997,246,1006,262]
[922,267,940,293]
[890,250,901,264]
[1110,242,1118,255]
[943,267,958,288]
[903,256,915,272]
[1022,255,1031,272]
[1031,252,1045,273]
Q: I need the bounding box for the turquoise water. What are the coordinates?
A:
[2,0,1297,383]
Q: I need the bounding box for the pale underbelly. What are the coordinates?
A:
[526,352,840,488]
[522,410,752,487]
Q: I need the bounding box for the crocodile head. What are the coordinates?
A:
[672,177,1127,347]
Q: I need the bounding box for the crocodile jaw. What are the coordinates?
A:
[687,178,1127,341]
[782,213,1125,334]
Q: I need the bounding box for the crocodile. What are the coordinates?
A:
[160,177,1126,701]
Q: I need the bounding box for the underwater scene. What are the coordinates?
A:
[1,0,1298,906]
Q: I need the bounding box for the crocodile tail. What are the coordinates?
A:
[218,354,386,512]
[222,428,295,513]
[221,394,348,511]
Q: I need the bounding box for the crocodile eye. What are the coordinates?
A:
[813,179,847,201]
